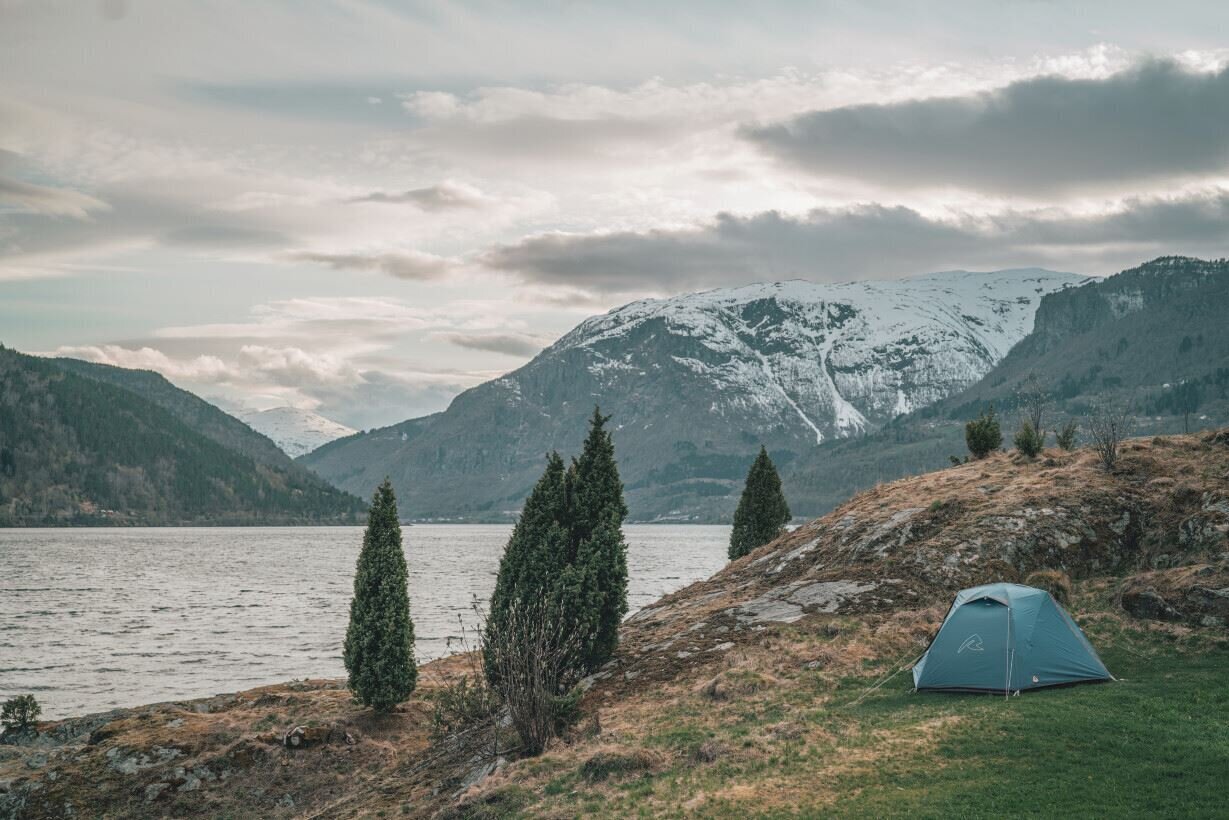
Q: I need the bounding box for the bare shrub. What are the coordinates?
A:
[1088,404,1135,469]
[484,597,582,757]
[1016,373,1049,439]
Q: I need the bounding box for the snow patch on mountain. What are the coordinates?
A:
[241,407,356,458]
[543,268,1087,444]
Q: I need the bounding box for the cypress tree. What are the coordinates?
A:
[569,408,629,671]
[728,446,791,560]
[485,452,569,683]
[485,407,629,686]
[343,478,416,711]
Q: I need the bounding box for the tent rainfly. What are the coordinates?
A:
[913,582,1112,693]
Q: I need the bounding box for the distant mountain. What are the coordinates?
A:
[241,407,356,458]
[785,256,1229,512]
[0,347,366,525]
[301,268,1084,521]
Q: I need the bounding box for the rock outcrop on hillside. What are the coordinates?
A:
[596,430,1229,694]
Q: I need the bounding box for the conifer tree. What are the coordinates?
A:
[569,408,629,671]
[485,408,629,687]
[485,452,569,683]
[343,479,416,711]
[728,446,791,560]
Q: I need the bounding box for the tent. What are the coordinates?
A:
[913,582,1111,693]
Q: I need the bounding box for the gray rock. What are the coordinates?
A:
[1121,587,1183,621]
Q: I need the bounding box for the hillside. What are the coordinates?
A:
[0,347,365,526]
[5,430,1227,817]
[48,357,296,470]
[302,268,1083,521]
[239,407,356,459]
[784,256,1229,514]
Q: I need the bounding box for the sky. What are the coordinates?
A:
[2,1,1228,430]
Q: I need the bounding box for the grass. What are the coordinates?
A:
[499,607,1229,819]
[829,642,1229,819]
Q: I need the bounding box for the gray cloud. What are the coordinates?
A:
[744,61,1229,194]
[433,331,545,357]
[0,176,110,220]
[483,191,1229,293]
[350,182,489,211]
[282,250,455,280]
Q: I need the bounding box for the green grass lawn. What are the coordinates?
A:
[828,634,1229,819]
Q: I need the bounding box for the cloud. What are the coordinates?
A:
[0,176,110,219]
[283,250,457,280]
[350,181,490,211]
[432,331,546,357]
[743,60,1229,195]
[49,345,239,382]
[482,190,1229,293]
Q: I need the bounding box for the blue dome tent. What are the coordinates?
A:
[913,583,1112,693]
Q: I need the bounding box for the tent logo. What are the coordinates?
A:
[958,634,984,653]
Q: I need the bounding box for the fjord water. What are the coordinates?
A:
[0,525,729,718]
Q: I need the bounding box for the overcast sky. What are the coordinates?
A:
[3,1,1228,429]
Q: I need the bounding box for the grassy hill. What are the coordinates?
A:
[4,429,1226,817]
[0,347,365,525]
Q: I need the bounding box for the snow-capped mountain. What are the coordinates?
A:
[303,268,1086,520]
[241,407,356,458]
[553,269,1086,443]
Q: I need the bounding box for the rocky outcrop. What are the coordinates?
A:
[1120,563,1229,627]
[590,431,1229,695]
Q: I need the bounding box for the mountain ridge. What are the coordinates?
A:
[301,267,1085,520]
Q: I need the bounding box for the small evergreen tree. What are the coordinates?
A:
[569,408,629,671]
[1014,419,1044,458]
[343,479,416,711]
[485,453,570,684]
[1056,420,1079,451]
[486,407,629,686]
[965,404,1002,459]
[728,446,791,560]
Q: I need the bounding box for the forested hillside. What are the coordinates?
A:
[0,347,365,525]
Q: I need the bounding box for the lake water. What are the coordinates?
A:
[0,525,728,718]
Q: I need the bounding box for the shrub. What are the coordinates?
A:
[1014,420,1045,458]
[484,597,582,756]
[430,673,500,744]
[1056,420,1079,451]
[1,694,41,733]
[1025,570,1073,605]
[1088,404,1135,470]
[965,405,1002,459]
